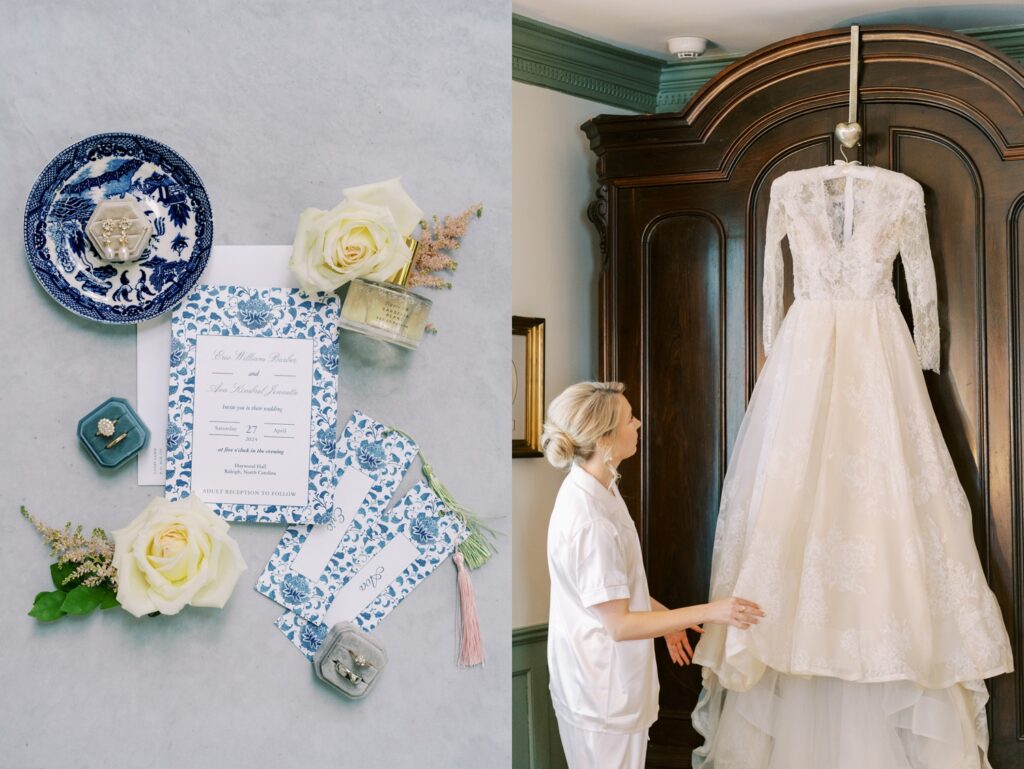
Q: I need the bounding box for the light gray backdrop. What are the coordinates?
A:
[0,2,511,767]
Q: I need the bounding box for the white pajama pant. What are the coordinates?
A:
[555,715,649,769]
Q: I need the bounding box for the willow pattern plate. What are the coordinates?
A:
[23,132,214,323]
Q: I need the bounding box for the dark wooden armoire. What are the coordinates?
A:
[583,26,1024,768]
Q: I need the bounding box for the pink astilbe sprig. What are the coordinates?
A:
[407,204,483,289]
[21,506,118,589]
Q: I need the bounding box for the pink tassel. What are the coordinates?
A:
[454,551,485,667]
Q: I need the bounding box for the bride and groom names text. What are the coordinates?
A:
[207,349,300,397]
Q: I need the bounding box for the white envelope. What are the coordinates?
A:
[136,246,296,485]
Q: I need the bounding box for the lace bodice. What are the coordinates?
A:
[763,165,940,371]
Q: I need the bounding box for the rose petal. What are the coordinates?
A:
[113,541,158,618]
[191,534,247,608]
[133,526,174,591]
[289,208,338,293]
[342,177,423,236]
[362,237,413,281]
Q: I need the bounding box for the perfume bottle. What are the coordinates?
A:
[339,240,432,349]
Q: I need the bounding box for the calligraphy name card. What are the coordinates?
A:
[275,482,467,659]
[256,411,419,612]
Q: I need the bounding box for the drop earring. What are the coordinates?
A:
[100,219,116,260]
[117,217,131,261]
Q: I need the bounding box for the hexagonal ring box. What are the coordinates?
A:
[77,396,149,469]
[312,622,388,699]
[85,197,153,262]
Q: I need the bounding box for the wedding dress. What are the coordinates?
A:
[690,164,1013,769]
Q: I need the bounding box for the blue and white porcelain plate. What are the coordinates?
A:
[23,132,213,324]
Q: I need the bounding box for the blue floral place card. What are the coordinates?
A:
[255,411,419,611]
[274,482,468,658]
[308,481,466,628]
[165,285,339,524]
[275,609,329,659]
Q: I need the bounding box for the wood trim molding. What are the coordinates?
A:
[512,623,549,646]
[512,14,661,112]
[513,17,1024,114]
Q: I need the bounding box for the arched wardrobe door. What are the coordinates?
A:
[584,26,1024,766]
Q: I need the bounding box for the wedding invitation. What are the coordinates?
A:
[165,285,340,524]
[136,246,297,486]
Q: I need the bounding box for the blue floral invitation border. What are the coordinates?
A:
[164,285,340,524]
[275,482,468,658]
[255,411,419,610]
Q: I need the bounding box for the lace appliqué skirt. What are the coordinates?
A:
[691,296,1013,769]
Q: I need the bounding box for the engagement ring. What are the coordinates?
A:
[96,416,120,437]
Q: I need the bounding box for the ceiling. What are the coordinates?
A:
[511,1,1024,59]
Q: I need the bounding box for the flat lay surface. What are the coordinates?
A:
[0,2,510,767]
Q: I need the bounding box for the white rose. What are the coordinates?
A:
[289,177,424,293]
[112,495,247,617]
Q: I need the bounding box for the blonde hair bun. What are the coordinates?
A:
[541,426,577,469]
[541,381,626,471]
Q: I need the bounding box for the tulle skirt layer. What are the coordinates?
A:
[690,297,1012,768]
[692,669,991,769]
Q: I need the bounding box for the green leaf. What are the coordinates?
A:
[50,561,84,591]
[98,588,119,610]
[29,590,67,622]
[61,585,107,616]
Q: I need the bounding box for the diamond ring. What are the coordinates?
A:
[96,416,120,437]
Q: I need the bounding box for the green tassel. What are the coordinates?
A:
[457,532,492,571]
[387,428,498,569]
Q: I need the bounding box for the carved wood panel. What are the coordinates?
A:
[1011,193,1024,750]
[584,26,1024,767]
[639,206,728,757]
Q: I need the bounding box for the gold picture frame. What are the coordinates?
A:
[512,316,545,458]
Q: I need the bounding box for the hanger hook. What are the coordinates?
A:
[839,144,850,163]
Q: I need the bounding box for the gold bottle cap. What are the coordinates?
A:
[386,236,420,287]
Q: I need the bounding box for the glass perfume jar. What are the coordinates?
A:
[339,241,432,349]
[339,279,432,349]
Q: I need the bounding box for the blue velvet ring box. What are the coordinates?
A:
[77,397,150,469]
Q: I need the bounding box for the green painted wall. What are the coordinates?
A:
[513,624,568,769]
[513,15,1024,113]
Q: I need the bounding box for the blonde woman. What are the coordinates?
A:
[542,381,763,769]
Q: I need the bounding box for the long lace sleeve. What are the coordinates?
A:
[762,182,787,358]
[898,182,940,372]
